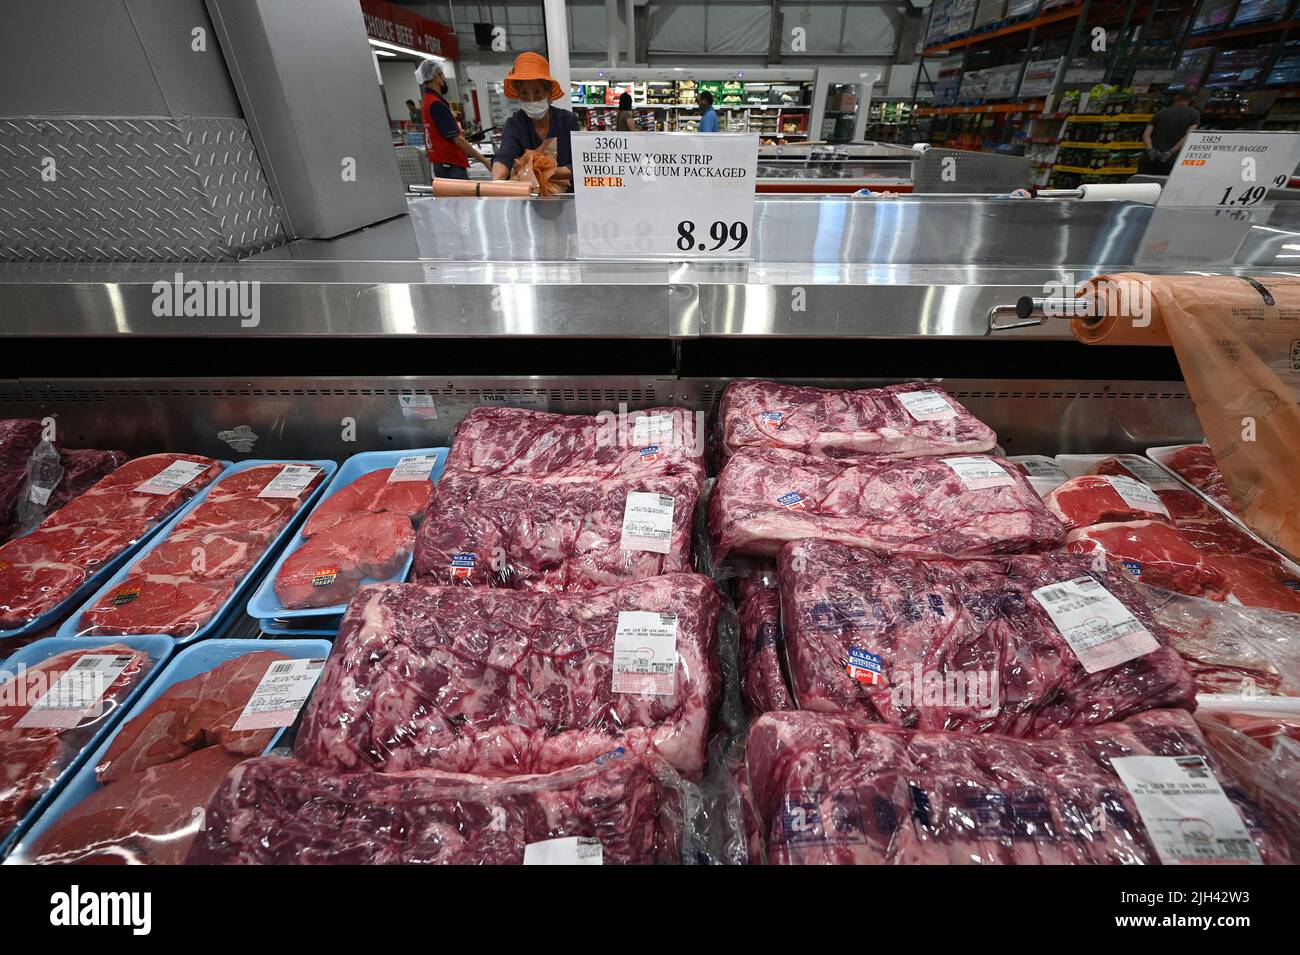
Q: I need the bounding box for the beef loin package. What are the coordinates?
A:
[188,751,693,865]
[745,708,1290,864]
[295,575,723,778]
[1162,444,1237,513]
[708,448,1064,561]
[412,470,699,590]
[75,462,327,638]
[444,405,706,489]
[777,540,1195,736]
[718,380,998,460]
[735,576,794,717]
[0,420,44,539]
[0,453,224,630]
[0,643,155,846]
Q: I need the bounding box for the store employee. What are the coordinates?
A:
[697,91,720,133]
[416,59,490,180]
[492,52,579,191]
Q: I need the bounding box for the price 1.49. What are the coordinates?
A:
[676,220,749,253]
[1218,176,1287,207]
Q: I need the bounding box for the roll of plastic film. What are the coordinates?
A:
[1075,182,1161,203]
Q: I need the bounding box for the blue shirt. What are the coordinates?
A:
[699,107,720,133]
[495,107,580,174]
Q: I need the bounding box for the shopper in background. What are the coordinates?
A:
[1140,89,1200,176]
[416,59,490,180]
[405,99,421,125]
[492,52,579,191]
[617,92,638,132]
[697,90,720,133]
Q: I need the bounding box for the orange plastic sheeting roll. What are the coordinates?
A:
[1075,273,1300,558]
[430,179,532,198]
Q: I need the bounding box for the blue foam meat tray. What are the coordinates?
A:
[0,634,175,858]
[4,637,332,864]
[0,459,234,643]
[54,459,337,646]
[245,448,447,632]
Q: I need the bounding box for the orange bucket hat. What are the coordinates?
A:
[503,51,565,102]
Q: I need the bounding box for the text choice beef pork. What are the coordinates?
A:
[413,471,698,590]
[777,540,1195,735]
[188,752,686,865]
[719,380,998,460]
[295,575,722,778]
[745,709,1289,864]
[709,448,1064,561]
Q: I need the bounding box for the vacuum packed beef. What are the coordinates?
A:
[777,540,1194,735]
[413,471,699,590]
[1042,475,1171,530]
[47,449,129,514]
[296,574,722,778]
[79,463,324,636]
[0,453,223,629]
[736,577,794,716]
[0,420,44,539]
[709,448,1064,560]
[23,650,291,865]
[301,467,431,537]
[745,709,1289,864]
[0,645,151,843]
[188,752,686,865]
[719,380,997,460]
[444,406,706,488]
[1164,444,1237,513]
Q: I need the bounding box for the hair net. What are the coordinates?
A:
[415,59,444,85]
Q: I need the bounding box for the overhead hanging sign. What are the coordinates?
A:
[1158,130,1300,209]
[572,132,758,259]
[360,0,459,59]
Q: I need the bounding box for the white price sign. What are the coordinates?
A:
[572,132,758,259]
[1158,131,1300,209]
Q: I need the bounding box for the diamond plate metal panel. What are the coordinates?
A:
[913,148,1032,195]
[0,116,287,261]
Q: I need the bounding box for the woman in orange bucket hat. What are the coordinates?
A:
[492,52,580,191]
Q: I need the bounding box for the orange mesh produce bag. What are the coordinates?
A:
[511,138,561,197]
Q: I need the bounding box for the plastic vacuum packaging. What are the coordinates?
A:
[734,573,794,717]
[1138,584,1300,696]
[295,574,723,779]
[11,443,129,541]
[412,470,699,590]
[745,708,1290,864]
[777,539,1195,735]
[21,650,293,864]
[717,379,998,460]
[0,420,44,540]
[1042,475,1172,530]
[709,448,1064,562]
[1160,444,1237,513]
[188,751,697,865]
[444,405,707,489]
[0,643,155,846]
[0,453,224,630]
[74,462,327,637]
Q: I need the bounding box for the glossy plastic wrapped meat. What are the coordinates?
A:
[413,471,698,590]
[0,420,45,537]
[78,464,322,637]
[709,447,1064,561]
[718,380,997,460]
[445,406,706,488]
[47,449,128,513]
[735,577,793,716]
[777,540,1194,736]
[302,467,431,537]
[188,752,689,865]
[1206,554,1300,614]
[1066,520,1229,599]
[0,644,152,843]
[295,575,722,778]
[0,452,223,628]
[1042,475,1171,530]
[276,512,415,609]
[1088,454,1215,521]
[1166,444,1237,513]
[746,709,1289,864]
[26,746,243,865]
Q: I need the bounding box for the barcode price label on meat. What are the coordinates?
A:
[632,414,674,444]
[17,654,135,729]
[257,464,322,499]
[620,492,675,555]
[944,456,1014,491]
[27,483,53,506]
[135,459,211,496]
[231,658,326,731]
[896,390,957,422]
[1031,576,1159,673]
[1012,457,1069,496]
[573,132,757,260]
[1115,457,1182,492]
[523,836,604,866]
[1111,755,1261,865]
[388,455,437,483]
[1103,475,1170,518]
[612,611,678,696]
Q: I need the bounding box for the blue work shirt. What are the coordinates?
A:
[699,107,720,133]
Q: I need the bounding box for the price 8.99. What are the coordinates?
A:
[676,220,750,253]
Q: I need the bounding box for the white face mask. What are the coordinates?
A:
[521,100,549,119]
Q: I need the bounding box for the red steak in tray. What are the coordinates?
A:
[302,468,431,537]
[276,512,415,609]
